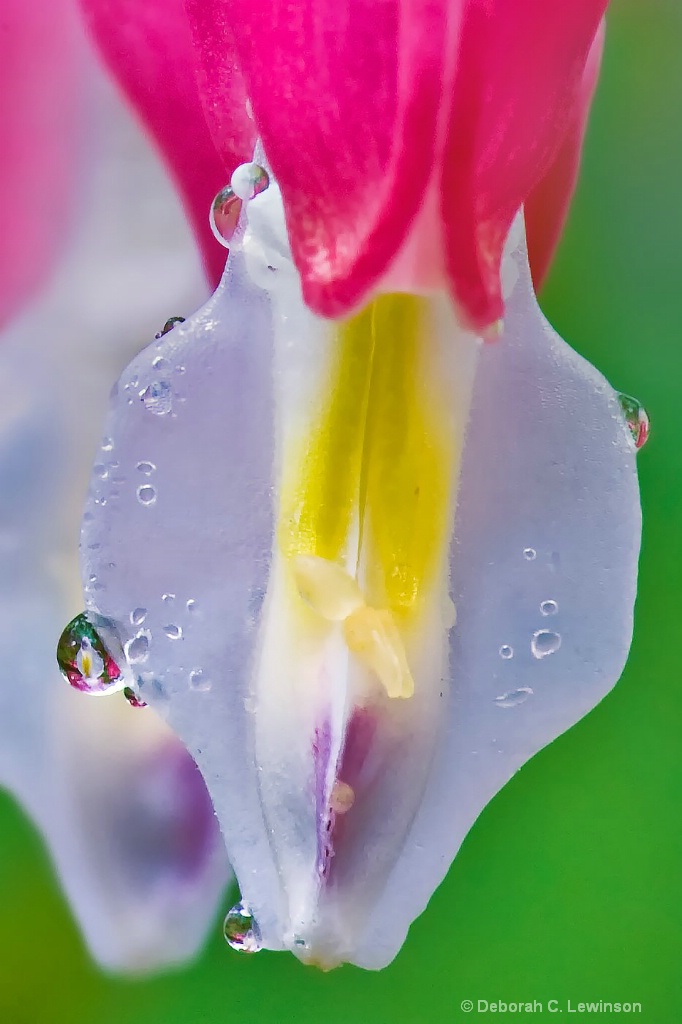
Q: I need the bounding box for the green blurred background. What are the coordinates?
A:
[1,1,680,1020]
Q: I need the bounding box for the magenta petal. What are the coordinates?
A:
[79,0,251,286]
[441,2,607,332]
[0,0,87,329]
[526,20,605,291]
[188,0,458,317]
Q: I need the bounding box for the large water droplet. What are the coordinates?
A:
[137,484,157,506]
[499,644,514,660]
[130,607,147,626]
[223,900,262,953]
[123,685,148,708]
[163,623,183,640]
[139,381,172,416]
[531,629,562,659]
[136,461,155,475]
[125,631,151,665]
[155,316,185,339]
[230,162,270,202]
[494,687,533,708]
[617,393,650,450]
[56,613,125,696]
[540,600,558,617]
[209,185,242,247]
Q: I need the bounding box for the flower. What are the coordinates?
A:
[0,0,229,972]
[76,0,641,971]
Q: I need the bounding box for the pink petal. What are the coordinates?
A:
[187,0,460,317]
[525,20,605,291]
[0,0,87,329]
[79,0,253,286]
[441,2,607,332]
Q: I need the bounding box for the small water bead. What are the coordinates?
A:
[494,687,533,708]
[125,631,151,665]
[123,686,148,708]
[130,608,147,627]
[154,316,185,339]
[137,484,157,506]
[531,629,562,659]
[136,460,155,475]
[189,668,210,692]
[93,464,108,480]
[540,600,558,617]
[523,547,537,561]
[617,392,650,450]
[139,381,172,416]
[162,593,175,604]
[223,900,262,953]
[209,185,242,247]
[230,162,270,202]
[163,623,183,640]
[499,644,514,660]
[152,355,170,372]
[101,437,114,452]
[56,613,126,696]
[186,598,197,613]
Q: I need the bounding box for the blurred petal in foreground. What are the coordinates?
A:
[0,60,229,972]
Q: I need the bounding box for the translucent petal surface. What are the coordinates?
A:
[0,74,228,972]
[81,226,640,968]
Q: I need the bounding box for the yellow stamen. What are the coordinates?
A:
[293,555,364,621]
[343,606,414,699]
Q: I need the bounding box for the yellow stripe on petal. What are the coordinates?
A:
[278,294,462,693]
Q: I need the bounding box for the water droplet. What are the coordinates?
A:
[223,900,262,953]
[56,613,125,695]
[163,623,183,640]
[93,464,108,480]
[154,316,186,340]
[186,598,197,613]
[617,392,650,450]
[495,687,533,708]
[136,460,155,475]
[152,355,170,372]
[139,381,172,416]
[209,185,242,247]
[101,437,114,452]
[130,607,147,626]
[499,644,514,660]
[531,629,561,659]
[125,631,151,665]
[189,668,210,692]
[123,686,147,708]
[523,547,536,561]
[175,364,186,375]
[230,162,270,202]
[540,600,558,617]
[137,484,157,506]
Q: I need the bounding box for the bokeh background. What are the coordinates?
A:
[0,0,680,1020]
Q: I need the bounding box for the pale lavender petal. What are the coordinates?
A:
[80,215,640,967]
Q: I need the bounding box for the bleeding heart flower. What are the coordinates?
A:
[0,8,229,972]
[75,0,643,972]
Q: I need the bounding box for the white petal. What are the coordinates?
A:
[81,209,640,968]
